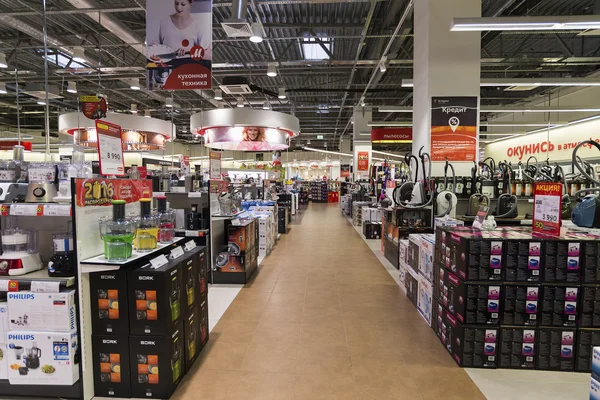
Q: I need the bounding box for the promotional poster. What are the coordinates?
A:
[209,151,221,179]
[146,0,212,90]
[357,152,369,171]
[340,165,351,178]
[201,126,290,151]
[430,97,478,162]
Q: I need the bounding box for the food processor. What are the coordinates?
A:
[54,149,92,203]
[24,342,41,369]
[0,222,43,275]
[155,196,175,243]
[99,200,136,261]
[47,231,75,276]
[134,198,158,252]
[25,163,58,203]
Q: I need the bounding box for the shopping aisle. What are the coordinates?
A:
[172,203,485,400]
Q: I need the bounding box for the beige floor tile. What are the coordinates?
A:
[262,303,305,322]
[240,342,299,373]
[273,280,308,293]
[229,372,296,400]
[210,319,260,344]
[294,372,359,400]
[220,302,266,322]
[171,369,236,400]
[196,341,250,371]
[268,291,306,306]
[352,359,422,400]
[252,320,302,345]
[295,344,352,375]
[302,305,344,324]
[300,321,348,347]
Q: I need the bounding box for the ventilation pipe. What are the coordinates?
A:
[231,0,248,20]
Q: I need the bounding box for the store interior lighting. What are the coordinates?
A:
[144,110,151,118]
[249,23,263,43]
[0,53,7,69]
[368,121,412,127]
[450,15,600,32]
[379,57,388,73]
[303,146,352,157]
[129,78,141,90]
[66,81,77,94]
[378,106,600,113]
[237,98,245,108]
[72,47,86,63]
[402,78,600,88]
[130,104,138,114]
[371,150,406,159]
[214,89,222,100]
[37,100,46,105]
[262,100,270,110]
[165,98,174,108]
[0,83,6,94]
[278,88,286,99]
[267,63,277,77]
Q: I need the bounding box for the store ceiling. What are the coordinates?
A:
[0,0,598,152]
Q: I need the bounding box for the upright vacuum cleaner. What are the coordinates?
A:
[435,159,458,218]
[571,140,600,228]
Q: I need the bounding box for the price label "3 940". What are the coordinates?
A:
[96,120,125,176]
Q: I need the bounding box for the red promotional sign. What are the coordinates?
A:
[370,128,412,143]
[533,182,563,237]
[357,152,369,171]
[431,97,478,162]
[96,120,125,176]
[80,95,107,120]
[340,164,350,178]
[0,141,32,151]
[74,178,153,207]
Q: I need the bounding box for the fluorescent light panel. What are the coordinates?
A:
[402,78,600,88]
[380,106,600,113]
[451,16,600,32]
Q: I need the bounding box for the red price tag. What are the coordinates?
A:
[96,120,125,176]
[533,183,563,237]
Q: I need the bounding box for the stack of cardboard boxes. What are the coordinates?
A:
[403,234,435,328]
[4,290,79,386]
[90,246,209,398]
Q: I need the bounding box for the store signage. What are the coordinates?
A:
[431,96,478,162]
[74,178,152,207]
[96,120,125,176]
[80,95,107,120]
[485,118,600,163]
[200,126,291,151]
[340,165,351,178]
[210,179,229,194]
[357,152,369,171]
[179,155,190,175]
[209,151,221,179]
[370,128,412,143]
[145,0,212,90]
[316,135,324,140]
[0,141,32,151]
[533,183,562,237]
[472,205,489,230]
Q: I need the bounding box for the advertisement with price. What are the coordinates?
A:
[96,120,125,176]
[209,151,221,179]
[533,182,563,236]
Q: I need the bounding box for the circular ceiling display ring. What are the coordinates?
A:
[190,109,300,151]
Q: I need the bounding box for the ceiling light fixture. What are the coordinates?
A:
[37,101,46,105]
[130,104,138,114]
[378,106,413,113]
[237,98,244,108]
[379,57,388,73]
[249,23,263,43]
[0,83,7,94]
[278,88,287,99]
[262,100,270,110]
[371,150,405,159]
[402,78,600,88]
[66,81,77,94]
[303,146,352,157]
[450,15,600,32]
[267,63,277,77]
[214,89,222,100]
[72,47,86,63]
[368,121,412,127]
[165,98,174,108]
[129,78,141,90]
[0,53,7,69]
[145,110,151,118]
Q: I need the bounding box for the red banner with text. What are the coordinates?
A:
[357,152,369,171]
[533,182,563,237]
[75,178,153,207]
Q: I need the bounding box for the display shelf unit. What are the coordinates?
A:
[0,203,72,217]
[175,228,209,237]
[0,379,82,399]
[0,269,75,290]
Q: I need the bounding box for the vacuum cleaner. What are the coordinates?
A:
[571,140,600,228]
[394,147,433,209]
[435,159,458,218]
[494,162,518,219]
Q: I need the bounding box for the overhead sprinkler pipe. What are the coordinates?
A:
[231,0,248,20]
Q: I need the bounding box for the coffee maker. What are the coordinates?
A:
[24,342,41,369]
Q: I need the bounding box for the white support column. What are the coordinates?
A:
[413,0,481,176]
[353,106,372,181]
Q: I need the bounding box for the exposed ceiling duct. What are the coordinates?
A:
[221,0,253,38]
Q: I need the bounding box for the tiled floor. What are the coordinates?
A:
[172,203,487,400]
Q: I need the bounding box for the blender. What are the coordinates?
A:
[26,163,58,203]
[24,342,41,369]
[134,198,158,252]
[47,231,75,276]
[99,200,136,261]
[0,221,43,276]
[156,196,175,243]
[54,149,91,203]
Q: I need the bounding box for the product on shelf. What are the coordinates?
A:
[183,309,199,372]
[47,231,75,277]
[129,327,183,399]
[185,204,201,230]
[134,198,158,252]
[90,271,130,335]
[6,329,79,385]
[8,290,76,332]
[156,196,175,243]
[92,335,131,398]
[99,200,136,261]
[25,163,57,203]
[499,326,536,369]
[536,327,576,371]
[183,254,198,316]
[0,301,8,379]
[582,285,600,328]
[541,285,579,327]
[502,284,541,326]
[0,224,43,276]
[128,260,182,336]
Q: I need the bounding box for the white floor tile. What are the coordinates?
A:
[207,283,243,323]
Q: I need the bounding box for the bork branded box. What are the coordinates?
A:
[6,329,79,385]
[92,334,131,397]
[438,307,498,369]
[434,264,501,325]
[199,298,209,348]
[535,327,576,372]
[182,253,199,318]
[581,285,600,328]
[129,327,184,399]
[128,261,183,336]
[196,247,208,300]
[576,328,600,372]
[499,327,536,369]
[7,291,76,332]
[543,240,582,283]
[183,308,200,372]
[502,284,541,326]
[540,285,579,327]
[90,271,130,335]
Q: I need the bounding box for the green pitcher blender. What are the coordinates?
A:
[99,200,136,261]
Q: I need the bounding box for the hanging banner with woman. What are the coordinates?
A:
[146,0,212,90]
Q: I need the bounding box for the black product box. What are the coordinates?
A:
[541,285,579,327]
[405,267,419,307]
[182,253,199,318]
[183,306,200,372]
[227,219,255,255]
[502,284,541,326]
[437,228,504,281]
[408,235,420,274]
[362,222,382,240]
[583,240,600,283]
[129,327,184,399]
[433,264,501,325]
[581,285,600,328]
[437,305,498,369]
[536,327,576,371]
[504,238,543,282]
[128,260,183,336]
[543,240,582,283]
[92,335,131,398]
[576,328,600,372]
[197,247,208,299]
[499,326,537,369]
[216,252,248,273]
[199,297,209,347]
[90,271,130,335]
